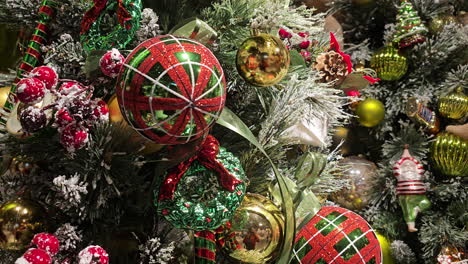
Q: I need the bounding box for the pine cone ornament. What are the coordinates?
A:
[314,51,349,86]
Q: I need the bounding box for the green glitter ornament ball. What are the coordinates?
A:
[156,147,247,231]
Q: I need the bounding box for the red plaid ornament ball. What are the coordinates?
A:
[290,207,382,264]
[116,35,226,145]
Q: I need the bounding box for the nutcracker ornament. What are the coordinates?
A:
[392,144,431,232]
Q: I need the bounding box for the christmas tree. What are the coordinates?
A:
[0,0,466,263]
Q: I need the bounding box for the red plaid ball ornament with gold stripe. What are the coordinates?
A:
[290,207,382,264]
[116,35,226,145]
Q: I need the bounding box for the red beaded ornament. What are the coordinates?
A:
[16,77,46,104]
[116,35,226,145]
[290,207,382,264]
[16,248,51,264]
[31,233,60,256]
[30,66,58,90]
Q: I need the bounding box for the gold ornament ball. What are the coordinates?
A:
[437,245,466,263]
[370,46,408,81]
[222,193,284,264]
[431,132,468,177]
[0,86,11,109]
[107,95,163,155]
[438,88,468,120]
[355,98,385,127]
[375,232,395,264]
[429,15,458,34]
[236,33,290,87]
[330,156,378,211]
[0,198,47,250]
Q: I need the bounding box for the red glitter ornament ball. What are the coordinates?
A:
[290,207,382,264]
[30,66,58,90]
[20,106,47,133]
[58,81,86,96]
[116,35,226,145]
[31,233,60,256]
[16,248,51,264]
[78,246,109,264]
[16,77,46,104]
[60,125,89,152]
[100,49,125,78]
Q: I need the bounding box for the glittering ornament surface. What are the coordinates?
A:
[290,206,382,264]
[370,46,408,81]
[156,145,246,231]
[236,33,290,87]
[80,0,142,52]
[438,88,468,120]
[222,193,284,264]
[330,156,378,211]
[116,35,226,145]
[0,199,47,250]
[355,98,385,127]
[16,248,51,264]
[431,132,468,177]
[437,245,466,264]
[392,0,428,48]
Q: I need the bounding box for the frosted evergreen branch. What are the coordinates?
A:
[390,240,417,264]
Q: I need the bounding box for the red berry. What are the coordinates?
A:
[346,90,361,97]
[54,108,74,128]
[31,233,60,256]
[299,40,311,49]
[30,66,58,90]
[20,106,47,133]
[60,125,89,152]
[17,248,51,264]
[100,49,125,78]
[58,81,85,96]
[92,100,109,122]
[298,32,309,38]
[78,246,109,264]
[278,29,292,39]
[16,77,46,104]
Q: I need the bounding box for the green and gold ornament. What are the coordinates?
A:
[370,45,408,81]
[291,206,382,264]
[156,135,246,263]
[438,88,468,120]
[431,132,468,177]
[393,145,430,232]
[392,0,428,48]
[1,0,57,128]
[80,0,143,52]
[116,35,226,145]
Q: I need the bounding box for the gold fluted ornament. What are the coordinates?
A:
[438,88,468,120]
[370,46,408,81]
[236,33,290,87]
[0,198,47,250]
[222,193,284,264]
[431,132,468,177]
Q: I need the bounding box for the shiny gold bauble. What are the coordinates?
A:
[431,132,468,177]
[0,199,47,250]
[9,156,34,175]
[429,15,458,34]
[107,95,163,155]
[236,33,290,87]
[438,88,468,120]
[330,156,378,211]
[437,245,466,263]
[355,98,385,127]
[370,46,408,81]
[223,193,284,264]
[332,127,352,155]
[375,232,395,264]
[0,86,11,109]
